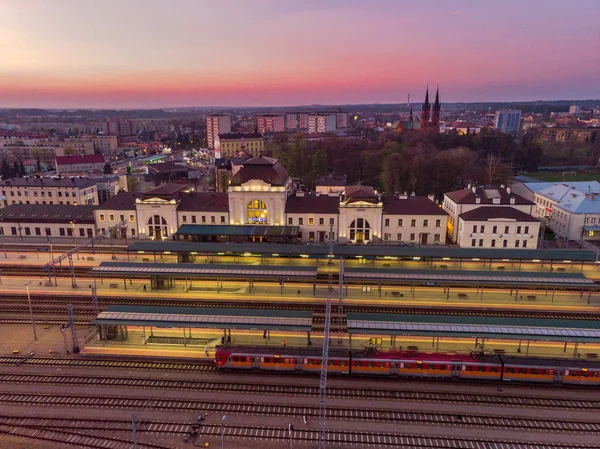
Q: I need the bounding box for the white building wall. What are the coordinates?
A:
[287,213,338,242]
[382,215,447,244]
[456,218,540,249]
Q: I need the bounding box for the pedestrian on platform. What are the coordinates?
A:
[204,346,209,356]
[283,340,287,347]
[143,285,147,292]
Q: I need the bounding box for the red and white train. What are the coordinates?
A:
[215,345,600,385]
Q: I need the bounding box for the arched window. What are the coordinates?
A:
[148,215,168,239]
[349,219,371,242]
[247,200,267,224]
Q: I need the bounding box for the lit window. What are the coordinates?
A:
[99,214,105,222]
[109,214,115,223]
[309,218,314,226]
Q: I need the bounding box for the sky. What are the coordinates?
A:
[0,0,599,108]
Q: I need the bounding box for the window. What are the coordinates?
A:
[309,231,315,241]
[33,191,37,197]
[384,233,390,241]
[147,215,168,239]
[109,214,115,223]
[471,239,476,247]
[130,214,135,223]
[41,191,45,197]
[58,191,62,197]
[410,233,415,241]
[434,234,440,242]
[35,227,41,236]
[435,219,441,228]
[517,226,522,234]
[524,226,529,234]
[288,217,293,225]
[201,216,206,223]
[131,229,136,236]
[319,218,324,226]
[48,192,52,197]
[329,218,334,225]
[191,215,196,224]
[398,219,403,226]
[491,239,496,247]
[182,215,187,223]
[79,228,85,237]
[492,226,497,234]
[299,218,303,225]
[59,228,65,236]
[472,225,477,233]
[423,219,428,227]
[67,227,73,237]
[24,191,28,197]
[99,214,105,222]
[479,239,483,247]
[504,226,509,234]
[120,215,124,222]
[522,240,527,248]
[11,227,17,236]
[384,219,390,227]
[25,227,31,236]
[221,216,225,223]
[247,199,267,224]
[397,233,402,241]
[410,219,416,227]
[211,216,215,223]
[309,218,314,226]
[515,240,520,248]
[480,225,485,233]
[349,219,371,242]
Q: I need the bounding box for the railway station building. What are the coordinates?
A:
[95,156,449,245]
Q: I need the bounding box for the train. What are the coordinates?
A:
[215,345,600,385]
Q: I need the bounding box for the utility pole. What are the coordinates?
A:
[67,304,79,353]
[319,296,331,449]
[337,258,344,345]
[68,253,77,288]
[131,412,138,449]
[23,282,37,341]
[90,284,99,317]
[327,222,334,291]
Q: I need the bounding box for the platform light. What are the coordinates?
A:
[243,252,252,257]
[502,259,510,262]
[563,260,572,263]
[413,257,421,261]
[137,251,145,254]
[532,259,541,262]
[272,254,279,257]
[472,258,480,261]
[217,252,225,255]
[163,251,171,255]
[442,257,451,261]
[190,252,197,255]
[300,254,309,258]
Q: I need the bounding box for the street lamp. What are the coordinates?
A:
[23,281,37,341]
[220,415,227,449]
[288,423,294,449]
[70,221,76,243]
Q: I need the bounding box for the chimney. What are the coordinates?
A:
[475,197,481,204]
[467,183,472,190]
[296,191,304,197]
[315,191,320,197]
[428,194,435,202]
[507,186,512,194]
[501,184,505,188]
[472,186,476,194]
[410,192,415,197]
[399,191,408,199]
[510,197,515,205]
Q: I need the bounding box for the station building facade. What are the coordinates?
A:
[96,156,449,244]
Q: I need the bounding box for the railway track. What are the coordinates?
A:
[0,356,215,371]
[1,294,600,320]
[1,372,600,415]
[0,417,594,449]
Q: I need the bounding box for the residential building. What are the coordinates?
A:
[286,113,309,131]
[206,115,231,149]
[316,174,347,195]
[0,177,99,208]
[494,109,522,134]
[55,154,105,175]
[335,113,349,129]
[147,162,199,186]
[0,204,96,240]
[257,115,285,133]
[456,207,540,249]
[214,133,264,158]
[443,185,535,242]
[307,114,336,134]
[569,105,582,115]
[94,191,139,239]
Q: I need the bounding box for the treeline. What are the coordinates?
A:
[0,158,27,179]
[265,128,593,198]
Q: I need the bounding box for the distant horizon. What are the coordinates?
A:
[1,1,598,108]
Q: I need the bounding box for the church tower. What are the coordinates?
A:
[420,87,430,130]
[431,86,441,130]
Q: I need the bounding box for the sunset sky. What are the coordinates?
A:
[0,0,598,108]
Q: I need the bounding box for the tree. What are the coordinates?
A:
[311,149,328,178]
[63,145,76,156]
[0,158,11,180]
[103,163,113,175]
[126,176,142,193]
[12,161,21,178]
[19,161,26,177]
[36,157,42,174]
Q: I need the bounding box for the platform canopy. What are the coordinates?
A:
[126,241,597,262]
[176,224,299,238]
[347,312,600,343]
[344,268,596,289]
[89,261,317,280]
[93,305,313,332]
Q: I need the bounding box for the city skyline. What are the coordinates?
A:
[1,0,599,108]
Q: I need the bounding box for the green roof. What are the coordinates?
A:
[347,313,600,343]
[127,241,597,262]
[176,224,299,237]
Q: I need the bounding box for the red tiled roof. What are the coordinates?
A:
[55,154,105,165]
[285,194,339,214]
[382,196,448,216]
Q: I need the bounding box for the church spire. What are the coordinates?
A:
[431,85,441,131]
[434,86,439,107]
[424,86,430,106]
[420,86,431,130]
